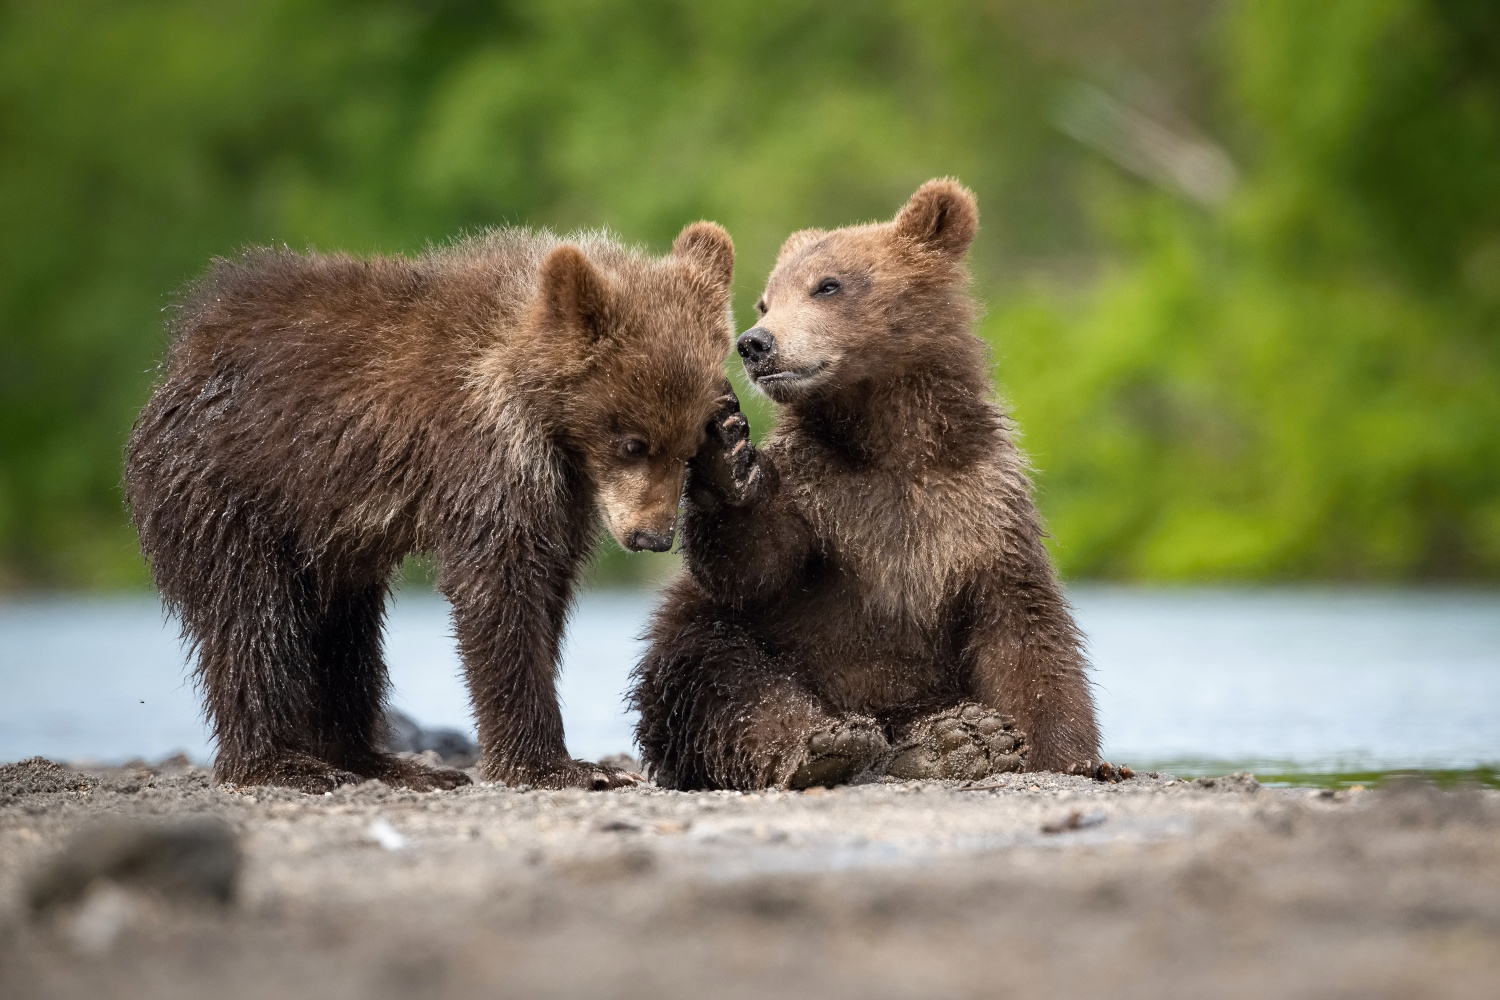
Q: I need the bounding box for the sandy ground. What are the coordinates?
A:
[1,756,1497,1000]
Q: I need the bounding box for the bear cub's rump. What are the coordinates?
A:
[127,223,736,793]
[632,180,1112,790]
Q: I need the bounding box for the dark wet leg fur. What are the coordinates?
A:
[788,716,890,789]
[883,702,1027,781]
[166,511,474,795]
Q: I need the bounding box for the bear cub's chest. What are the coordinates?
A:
[781,452,1004,622]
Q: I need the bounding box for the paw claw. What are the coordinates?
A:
[1067,759,1125,782]
[528,759,643,791]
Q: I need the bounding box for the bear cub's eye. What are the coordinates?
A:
[813,278,842,297]
[755,298,768,315]
[619,438,649,460]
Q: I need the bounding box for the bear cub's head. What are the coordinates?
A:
[527,222,736,553]
[738,178,978,404]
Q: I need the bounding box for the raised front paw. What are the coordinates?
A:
[689,389,758,503]
[885,703,1027,781]
[521,758,644,791]
[788,716,890,789]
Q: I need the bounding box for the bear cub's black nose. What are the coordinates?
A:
[629,529,674,553]
[736,328,776,363]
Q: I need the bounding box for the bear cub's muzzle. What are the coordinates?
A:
[626,527,675,553]
[736,327,776,367]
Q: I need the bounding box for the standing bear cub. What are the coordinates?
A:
[127,224,736,793]
[632,180,1115,790]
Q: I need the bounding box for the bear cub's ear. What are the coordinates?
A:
[892,178,979,258]
[538,244,614,344]
[673,221,735,290]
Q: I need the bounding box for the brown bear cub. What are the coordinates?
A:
[127,224,736,793]
[632,180,1116,790]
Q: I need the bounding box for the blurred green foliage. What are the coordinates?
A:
[1000,0,1500,579]
[0,0,1495,588]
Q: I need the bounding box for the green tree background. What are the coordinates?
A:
[1,0,1496,589]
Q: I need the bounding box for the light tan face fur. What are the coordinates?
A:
[590,446,694,552]
[739,179,979,404]
[740,229,892,403]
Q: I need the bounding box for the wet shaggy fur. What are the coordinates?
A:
[127,224,735,793]
[631,180,1105,790]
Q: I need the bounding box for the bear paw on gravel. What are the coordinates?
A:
[884,703,1026,781]
[220,751,367,795]
[512,758,644,791]
[363,752,473,792]
[788,717,890,789]
[1066,759,1133,783]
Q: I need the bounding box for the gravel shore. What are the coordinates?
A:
[2,756,1497,999]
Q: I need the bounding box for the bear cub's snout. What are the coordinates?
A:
[735,327,776,365]
[628,528,675,553]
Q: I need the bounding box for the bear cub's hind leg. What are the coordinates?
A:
[315,580,472,792]
[209,570,472,795]
[884,703,1027,781]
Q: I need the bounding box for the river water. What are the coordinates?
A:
[2,587,1496,774]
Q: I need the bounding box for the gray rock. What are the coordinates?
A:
[381,709,479,768]
[28,817,241,911]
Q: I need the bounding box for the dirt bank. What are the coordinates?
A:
[1,756,1497,999]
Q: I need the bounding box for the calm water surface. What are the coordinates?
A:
[1,587,1496,773]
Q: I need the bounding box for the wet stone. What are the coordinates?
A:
[28,817,242,912]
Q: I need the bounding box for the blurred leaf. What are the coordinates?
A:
[1,0,1496,587]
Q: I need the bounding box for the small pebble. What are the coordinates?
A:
[365,818,407,851]
[1041,810,1107,835]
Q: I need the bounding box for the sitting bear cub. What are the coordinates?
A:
[128,224,736,793]
[631,180,1115,789]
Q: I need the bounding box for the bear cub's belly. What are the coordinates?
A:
[770,593,966,719]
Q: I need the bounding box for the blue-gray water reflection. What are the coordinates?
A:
[1,588,1496,772]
